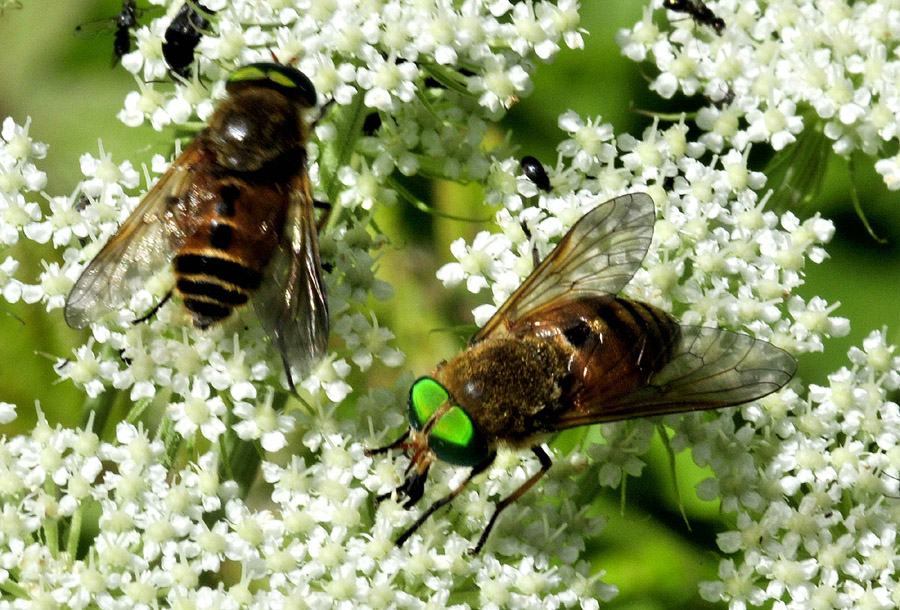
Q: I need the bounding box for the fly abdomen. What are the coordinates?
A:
[174,253,263,290]
[174,252,263,327]
[176,277,250,306]
[604,297,680,371]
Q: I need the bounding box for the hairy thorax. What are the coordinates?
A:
[204,88,305,174]
[432,336,571,449]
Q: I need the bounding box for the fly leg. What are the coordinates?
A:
[394,455,494,548]
[365,431,413,504]
[365,430,410,456]
[133,290,173,325]
[469,445,552,555]
[313,199,332,232]
[520,221,541,269]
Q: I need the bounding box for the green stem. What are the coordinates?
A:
[124,396,152,425]
[634,108,695,122]
[229,439,263,497]
[848,155,888,244]
[419,63,472,96]
[80,389,119,436]
[67,503,83,559]
[0,580,28,599]
[218,434,234,481]
[387,176,490,222]
[158,416,181,470]
[764,114,829,211]
[43,480,60,559]
[320,91,369,232]
[657,423,691,530]
[415,86,446,127]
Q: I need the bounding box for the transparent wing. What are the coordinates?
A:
[550,326,797,429]
[74,1,137,37]
[474,192,655,342]
[64,143,204,329]
[255,172,329,386]
[74,17,118,38]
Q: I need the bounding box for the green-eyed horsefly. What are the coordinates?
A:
[368,192,796,555]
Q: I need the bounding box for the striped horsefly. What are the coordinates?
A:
[65,63,328,391]
[369,192,796,554]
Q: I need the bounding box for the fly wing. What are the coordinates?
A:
[254,172,328,387]
[64,142,205,329]
[549,326,797,429]
[74,15,119,38]
[74,1,138,37]
[473,192,655,343]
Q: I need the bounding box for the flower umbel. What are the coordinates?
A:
[0,0,896,608]
[619,0,900,192]
[0,0,610,607]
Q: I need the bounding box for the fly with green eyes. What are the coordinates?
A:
[368,192,797,555]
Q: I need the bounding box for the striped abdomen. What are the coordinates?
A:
[174,180,287,328]
[512,295,682,406]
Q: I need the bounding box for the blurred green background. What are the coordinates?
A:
[1,1,899,608]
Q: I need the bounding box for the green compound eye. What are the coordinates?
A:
[227,62,317,107]
[408,377,491,467]
[409,377,449,431]
[228,64,268,83]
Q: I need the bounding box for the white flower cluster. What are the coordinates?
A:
[695,329,900,608]
[428,1,900,608]
[0,401,614,610]
[603,3,900,605]
[3,0,898,607]
[434,106,854,605]
[0,118,49,305]
[122,0,582,127]
[0,0,622,608]
[617,0,900,189]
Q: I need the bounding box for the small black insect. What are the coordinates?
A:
[711,88,736,109]
[75,0,141,66]
[73,194,92,213]
[520,156,552,192]
[663,0,725,36]
[362,112,383,136]
[162,2,216,79]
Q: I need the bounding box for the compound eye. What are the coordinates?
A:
[227,63,317,107]
[408,378,491,468]
[408,377,450,431]
[429,405,491,467]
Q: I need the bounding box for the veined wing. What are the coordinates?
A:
[550,326,797,429]
[64,142,205,329]
[255,171,329,389]
[74,0,138,37]
[473,192,655,343]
